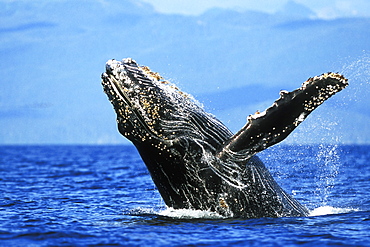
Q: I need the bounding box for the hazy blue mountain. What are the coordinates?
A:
[276,0,316,19]
[0,0,369,144]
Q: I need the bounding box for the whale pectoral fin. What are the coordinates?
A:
[217,73,348,162]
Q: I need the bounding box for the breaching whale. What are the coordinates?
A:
[101,58,348,218]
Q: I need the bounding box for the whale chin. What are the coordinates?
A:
[102,58,348,218]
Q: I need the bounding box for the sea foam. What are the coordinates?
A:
[309,206,358,216]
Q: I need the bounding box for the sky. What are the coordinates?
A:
[141,0,370,19]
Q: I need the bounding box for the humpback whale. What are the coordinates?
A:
[101,58,348,218]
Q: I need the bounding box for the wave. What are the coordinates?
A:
[126,206,225,219]
[127,205,360,220]
[158,207,225,219]
[309,206,359,216]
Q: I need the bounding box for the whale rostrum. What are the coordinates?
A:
[101,58,348,218]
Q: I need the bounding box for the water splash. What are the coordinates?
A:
[158,207,225,219]
[314,144,341,206]
[127,207,161,216]
[309,206,358,216]
[129,205,359,219]
[337,52,370,109]
[311,53,370,207]
[339,52,370,88]
[126,206,226,219]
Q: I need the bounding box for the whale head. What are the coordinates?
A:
[101,58,231,148]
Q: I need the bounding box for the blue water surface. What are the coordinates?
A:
[0,145,369,246]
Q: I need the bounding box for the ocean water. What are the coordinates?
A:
[1,144,369,246]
